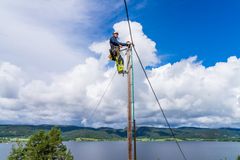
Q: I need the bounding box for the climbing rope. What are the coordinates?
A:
[85,70,117,124]
[123,1,188,160]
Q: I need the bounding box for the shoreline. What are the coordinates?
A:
[1,137,240,143]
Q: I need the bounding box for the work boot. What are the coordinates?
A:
[118,70,128,77]
[118,70,128,74]
[118,70,123,74]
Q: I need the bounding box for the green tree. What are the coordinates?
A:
[8,141,25,160]
[237,155,240,160]
[8,128,73,160]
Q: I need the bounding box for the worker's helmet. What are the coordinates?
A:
[113,31,119,35]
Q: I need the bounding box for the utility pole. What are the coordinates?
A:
[126,46,132,160]
[131,46,137,160]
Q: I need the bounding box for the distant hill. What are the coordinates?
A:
[0,125,240,141]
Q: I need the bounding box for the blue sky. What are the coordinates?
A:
[102,0,240,66]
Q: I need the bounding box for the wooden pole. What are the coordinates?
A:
[127,47,132,160]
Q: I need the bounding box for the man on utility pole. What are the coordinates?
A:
[108,31,131,75]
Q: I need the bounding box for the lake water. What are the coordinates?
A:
[0,141,239,160]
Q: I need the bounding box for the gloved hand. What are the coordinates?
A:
[126,41,133,48]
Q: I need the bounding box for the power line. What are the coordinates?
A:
[123,0,188,160]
